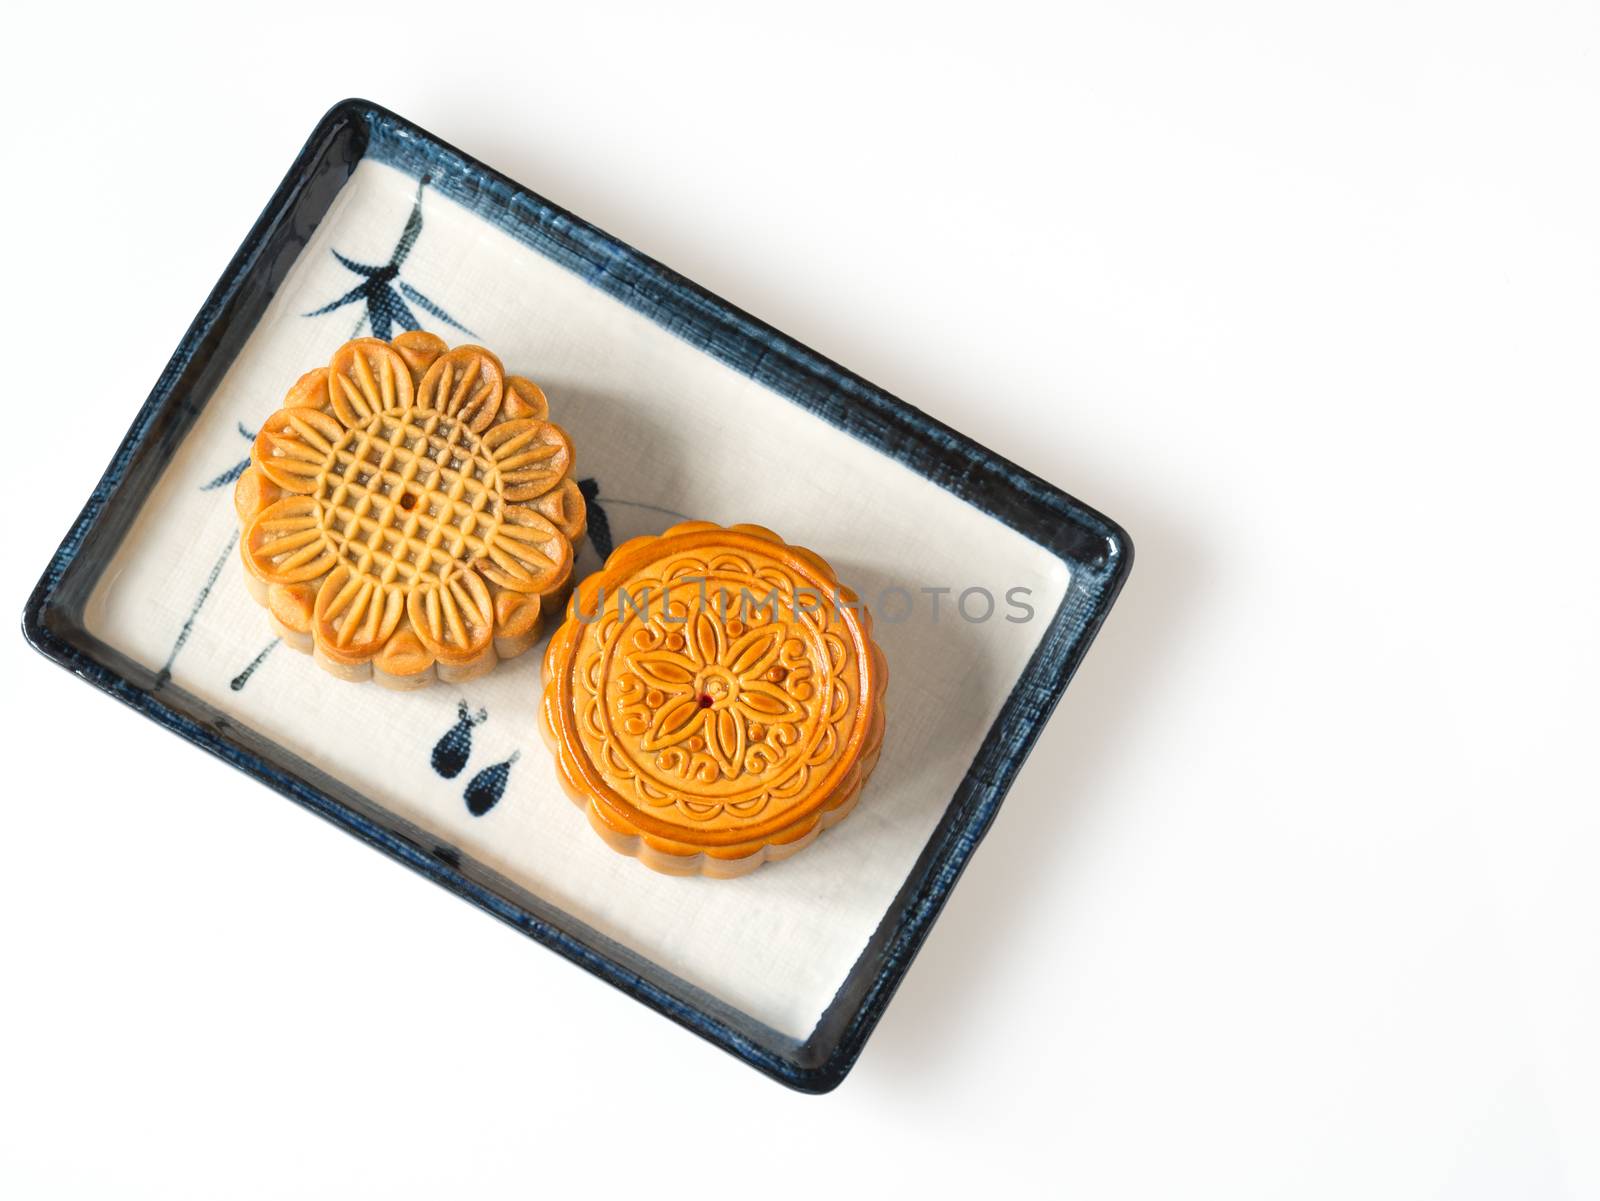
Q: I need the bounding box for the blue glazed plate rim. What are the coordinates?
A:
[21,99,1132,1093]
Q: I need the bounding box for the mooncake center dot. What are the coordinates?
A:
[316,408,505,589]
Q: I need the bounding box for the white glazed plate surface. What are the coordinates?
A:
[83,154,1071,1040]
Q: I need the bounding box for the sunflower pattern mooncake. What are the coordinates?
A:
[235,333,585,688]
[541,522,888,877]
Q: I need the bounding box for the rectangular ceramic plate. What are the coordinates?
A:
[23,101,1131,1092]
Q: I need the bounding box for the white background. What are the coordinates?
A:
[2,2,1596,1197]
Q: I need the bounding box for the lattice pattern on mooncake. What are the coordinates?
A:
[234,333,585,689]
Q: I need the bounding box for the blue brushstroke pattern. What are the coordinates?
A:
[303,175,472,339]
[577,478,613,561]
[464,752,519,817]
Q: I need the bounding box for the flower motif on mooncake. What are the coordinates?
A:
[628,604,808,782]
[541,521,887,877]
[234,333,586,688]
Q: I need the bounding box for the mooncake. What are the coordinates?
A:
[235,333,585,688]
[541,521,887,877]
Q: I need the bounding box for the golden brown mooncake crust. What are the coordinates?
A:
[235,333,585,688]
[541,521,887,877]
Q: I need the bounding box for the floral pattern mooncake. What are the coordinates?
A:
[235,333,585,688]
[542,521,887,877]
